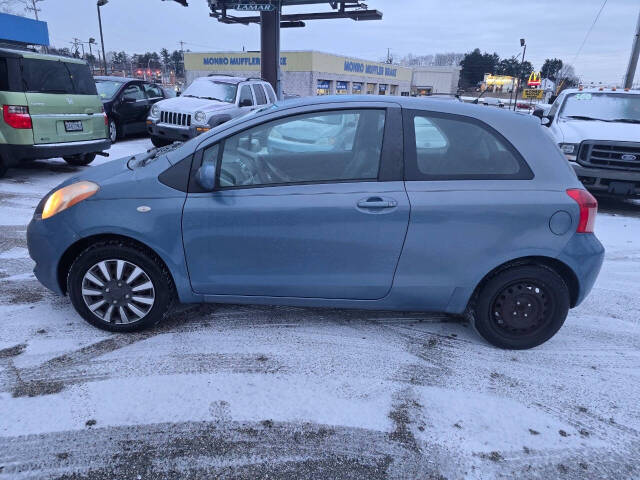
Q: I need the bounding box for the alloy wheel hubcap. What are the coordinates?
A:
[109,121,116,142]
[81,259,155,324]
[490,281,550,334]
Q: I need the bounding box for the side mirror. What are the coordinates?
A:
[176,91,181,97]
[540,117,551,126]
[195,164,216,191]
[239,98,253,108]
[532,109,544,119]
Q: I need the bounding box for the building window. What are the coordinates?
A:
[390,85,398,96]
[336,81,348,94]
[317,80,330,95]
[366,83,376,95]
[378,84,388,95]
[352,82,363,94]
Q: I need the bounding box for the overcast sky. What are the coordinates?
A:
[35,0,639,84]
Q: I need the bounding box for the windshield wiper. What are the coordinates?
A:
[564,115,609,121]
[198,96,224,102]
[609,118,640,124]
[126,141,183,169]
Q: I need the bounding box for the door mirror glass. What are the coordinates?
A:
[532,108,544,119]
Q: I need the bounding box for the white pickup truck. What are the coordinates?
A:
[535,88,640,198]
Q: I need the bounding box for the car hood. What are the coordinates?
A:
[557,119,640,143]
[154,96,235,114]
[55,152,175,200]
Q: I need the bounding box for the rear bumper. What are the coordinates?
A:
[557,232,605,308]
[0,139,111,167]
[572,163,640,197]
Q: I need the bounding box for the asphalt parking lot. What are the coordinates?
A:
[1,138,639,479]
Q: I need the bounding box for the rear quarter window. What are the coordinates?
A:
[405,110,533,180]
[66,62,97,95]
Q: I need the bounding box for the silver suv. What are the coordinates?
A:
[146,75,277,146]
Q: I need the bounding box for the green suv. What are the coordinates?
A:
[0,48,110,178]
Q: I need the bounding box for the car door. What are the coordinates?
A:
[181,105,409,300]
[116,82,148,133]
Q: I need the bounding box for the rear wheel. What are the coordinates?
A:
[151,135,170,148]
[67,241,174,332]
[473,265,570,349]
[63,153,96,166]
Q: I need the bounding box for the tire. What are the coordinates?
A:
[473,265,570,350]
[151,135,170,148]
[63,153,96,166]
[109,118,119,143]
[67,240,175,332]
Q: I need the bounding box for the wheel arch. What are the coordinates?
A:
[467,255,580,311]
[57,233,178,297]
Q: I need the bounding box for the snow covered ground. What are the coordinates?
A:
[0,138,639,479]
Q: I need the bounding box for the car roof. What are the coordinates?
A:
[561,88,640,95]
[0,47,87,64]
[200,75,266,85]
[94,76,140,83]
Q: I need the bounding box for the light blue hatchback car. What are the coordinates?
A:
[27,96,604,349]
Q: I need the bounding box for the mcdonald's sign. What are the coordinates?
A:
[527,72,541,87]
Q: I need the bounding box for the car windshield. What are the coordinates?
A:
[560,93,640,122]
[181,80,237,103]
[95,80,123,100]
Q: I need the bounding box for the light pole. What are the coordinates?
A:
[97,0,108,75]
[513,38,526,111]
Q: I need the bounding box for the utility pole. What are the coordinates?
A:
[178,40,185,79]
[624,9,640,89]
[24,0,41,20]
[97,0,109,75]
[513,38,526,111]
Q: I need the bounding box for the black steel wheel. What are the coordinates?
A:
[473,265,570,349]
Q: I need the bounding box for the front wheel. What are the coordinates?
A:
[63,153,96,166]
[67,241,174,332]
[473,265,570,349]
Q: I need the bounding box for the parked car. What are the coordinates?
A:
[95,76,168,144]
[27,96,604,350]
[538,88,640,198]
[146,75,276,147]
[0,48,110,178]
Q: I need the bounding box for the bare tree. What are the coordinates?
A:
[0,0,44,19]
[555,64,579,92]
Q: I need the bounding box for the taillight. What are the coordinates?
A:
[104,113,108,126]
[567,189,597,233]
[2,105,32,129]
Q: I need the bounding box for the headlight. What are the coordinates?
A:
[194,111,206,123]
[150,105,160,117]
[559,143,579,161]
[41,181,99,220]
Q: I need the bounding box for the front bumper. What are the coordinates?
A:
[0,139,111,167]
[147,121,208,142]
[27,213,80,295]
[571,163,640,197]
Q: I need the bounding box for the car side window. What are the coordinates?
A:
[407,111,532,180]
[252,84,267,105]
[143,83,163,99]
[238,85,254,106]
[265,84,276,103]
[217,109,386,188]
[122,84,145,101]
